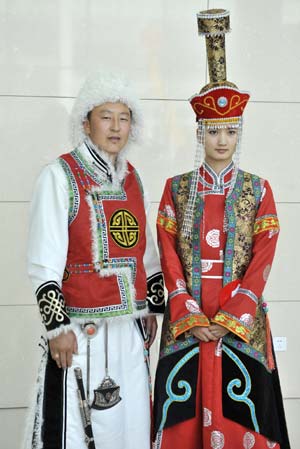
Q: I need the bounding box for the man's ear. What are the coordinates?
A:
[83,119,90,135]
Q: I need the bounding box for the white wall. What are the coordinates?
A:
[0,0,299,447]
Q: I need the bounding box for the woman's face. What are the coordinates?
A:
[203,126,238,167]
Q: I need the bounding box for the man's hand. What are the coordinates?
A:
[144,315,158,348]
[208,324,229,339]
[49,330,78,369]
[190,326,218,342]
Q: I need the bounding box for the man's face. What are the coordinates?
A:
[203,126,238,167]
[83,102,131,156]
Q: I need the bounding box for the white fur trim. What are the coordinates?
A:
[22,349,48,449]
[47,322,77,340]
[70,71,143,148]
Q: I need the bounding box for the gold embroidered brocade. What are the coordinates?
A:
[231,173,257,280]
[249,296,267,354]
[197,10,230,83]
[174,173,194,296]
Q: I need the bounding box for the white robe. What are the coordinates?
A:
[25,142,160,449]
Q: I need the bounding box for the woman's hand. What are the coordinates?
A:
[208,324,229,339]
[191,324,229,342]
[190,326,218,342]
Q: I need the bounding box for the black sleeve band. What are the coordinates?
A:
[146,273,165,313]
[36,281,70,332]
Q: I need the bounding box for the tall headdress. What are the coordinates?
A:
[182,9,250,237]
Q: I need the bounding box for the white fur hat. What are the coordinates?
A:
[70,71,143,148]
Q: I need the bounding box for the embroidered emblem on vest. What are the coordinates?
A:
[109,209,139,248]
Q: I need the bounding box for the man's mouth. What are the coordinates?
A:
[108,136,121,142]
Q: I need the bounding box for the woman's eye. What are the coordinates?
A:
[208,130,217,135]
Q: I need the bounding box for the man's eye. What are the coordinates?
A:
[102,116,111,120]
[120,117,129,121]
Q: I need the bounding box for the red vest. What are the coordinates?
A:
[59,149,147,319]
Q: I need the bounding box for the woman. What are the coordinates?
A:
[153,9,290,449]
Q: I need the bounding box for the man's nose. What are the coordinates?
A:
[110,117,120,131]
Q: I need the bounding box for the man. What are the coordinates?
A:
[26,71,164,449]
[153,9,290,449]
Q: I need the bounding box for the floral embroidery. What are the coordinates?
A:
[171,313,210,339]
[160,336,198,359]
[210,430,225,449]
[243,431,255,449]
[202,260,213,273]
[203,407,212,427]
[267,440,277,448]
[176,278,186,289]
[165,204,176,219]
[206,229,220,248]
[185,299,201,313]
[157,210,177,235]
[169,280,188,300]
[223,334,269,370]
[240,313,254,327]
[253,215,279,236]
[212,311,250,342]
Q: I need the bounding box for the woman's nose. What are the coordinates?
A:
[217,130,227,145]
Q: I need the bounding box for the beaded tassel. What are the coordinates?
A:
[182,122,204,239]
